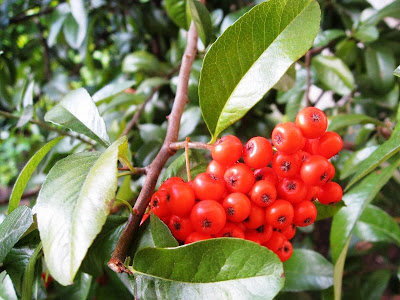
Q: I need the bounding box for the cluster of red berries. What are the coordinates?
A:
[149,107,343,262]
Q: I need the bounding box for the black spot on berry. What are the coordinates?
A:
[286,181,296,191]
[312,113,321,122]
[278,216,286,224]
[304,218,311,224]
[227,207,235,216]
[173,222,181,230]
[202,219,212,228]
[274,134,283,145]
[281,161,291,172]
[261,194,271,204]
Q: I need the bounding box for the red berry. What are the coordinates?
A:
[272,152,302,178]
[297,150,311,163]
[282,223,296,240]
[150,190,170,218]
[190,200,226,235]
[254,167,278,186]
[224,163,255,194]
[211,135,243,166]
[206,160,227,179]
[295,107,328,139]
[263,231,286,253]
[217,222,245,239]
[222,192,252,223]
[293,200,317,227]
[167,182,195,216]
[317,181,343,205]
[277,240,293,262]
[168,215,193,241]
[185,232,211,244]
[302,138,317,154]
[272,122,305,154]
[249,180,277,207]
[159,177,185,191]
[304,186,321,202]
[246,223,273,244]
[243,137,273,169]
[300,155,331,186]
[243,205,265,229]
[313,131,343,159]
[192,172,226,201]
[265,199,294,230]
[277,177,307,204]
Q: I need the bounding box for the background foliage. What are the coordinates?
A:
[1,0,400,299]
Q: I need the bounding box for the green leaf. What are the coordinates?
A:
[330,161,400,263]
[313,29,346,48]
[283,249,333,292]
[131,214,178,257]
[365,46,396,94]
[16,80,34,128]
[346,129,400,190]
[0,271,18,300]
[361,1,400,26]
[274,64,296,92]
[340,145,379,180]
[178,106,202,140]
[315,201,345,221]
[333,238,350,300]
[8,137,63,213]
[354,204,400,246]
[129,239,284,299]
[312,55,355,96]
[92,80,136,103]
[63,0,88,49]
[54,272,93,300]
[122,51,160,74]
[48,4,70,47]
[327,114,385,132]
[360,270,391,300]
[394,65,400,78]
[35,137,127,285]
[81,216,128,277]
[354,24,379,43]
[45,88,110,147]
[187,0,212,46]
[0,206,33,264]
[199,0,321,142]
[165,0,189,30]
[21,242,42,300]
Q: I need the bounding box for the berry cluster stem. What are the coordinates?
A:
[108,22,199,274]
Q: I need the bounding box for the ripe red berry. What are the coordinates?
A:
[272,152,302,178]
[185,232,211,244]
[295,107,328,139]
[302,138,317,154]
[317,181,343,205]
[272,122,305,154]
[282,223,296,240]
[277,240,293,262]
[168,215,193,241]
[211,135,243,166]
[304,185,321,202]
[246,224,273,244]
[249,180,277,207]
[265,199,294,230]
[224,163,255,194]
[217,222,245,239]
[263,231,286,253]
[297,150,311,162]
[300,155,331,186]
[150,190,170,218]
[313,131,343,159]
[159,176,185,191]
[243,205,265,229]
[243,137,273,169]
[254,167,278,186]
[190,200,226,235]
[222,192,252,223]
[277,178,307,204]
[293,200,317,227]
[192,172,226,201]
[206,160,227,179]
[167,182,195,216]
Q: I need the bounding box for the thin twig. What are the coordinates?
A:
[0,186,41,205]
[305,51,312,107]
[169,141,212,151]
[0,110,95,146]
[108,22,199,274]
[9,7,56,24]
[185,137,191,182]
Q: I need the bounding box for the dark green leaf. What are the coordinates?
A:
[315,201,345,221]
[55,272,93,300]
[21,242,42,300]
[313,29,346,48]
[354,204,400,245]
[346,129,400,190]
[312,55,354,96]
[327,114,385,132]
[122,51,160,74]
[274,64,296,92]
[360,270,391,300]
[0,206,33,263]
[16,80,34,128]
[165,0,189,30]
[361,1,400,26]
[48,4,70,47]
[354,24,379,43]
[35,137,127,285]
[199,0,320,142]
[187,0,212,46]
[81,216,128,277]
[8,137,63,213]
[333,238,350,300]
[340,145,379,180]
[45,88,110,147]
[131,214,178,257]
[365,46,395,94]
[63,0,88,49]
[92,80,136,103]
[283,249,333,291]
[130,239,284,299]
[178,106,201,140]
[330,161,400,263]
[0,271,18,300]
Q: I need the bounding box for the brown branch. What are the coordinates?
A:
[169,141,212,151]
[108,22,199,274]
[9,7,56,24]
[0,110,95,147]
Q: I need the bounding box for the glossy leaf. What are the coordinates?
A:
[346,129,400,190]
[361,1,400,26]
[274,64,296,92]
[354,24,379,43]
[8,137,63,213]
[327,114,385,132]
[92,80,136,103]
[130,239,284,299]
[0,206,33,264]
[333,238,350,300]
[178,106,202,140]
[48,4,70,47]
[0,271,18,300]
[331,161,400,263]
[312,55,354,96]
[35,137,127,285]
[315,201,345,221]
[394,65,400,78]
[122,51,160,74]
[314,29,346,48]
[45,88,110,147]
[199,0,320,142]
[340,145,379,180]
[63,0,88,49]
[187,0,212,46]
[16,80,34,128]
[165,0,189,30]
[283,249,333,291]
[21,242,42,300]
[360,270,391,300]
[365,46,395,94]
[55,272,93,300]
[354,204,400,246]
